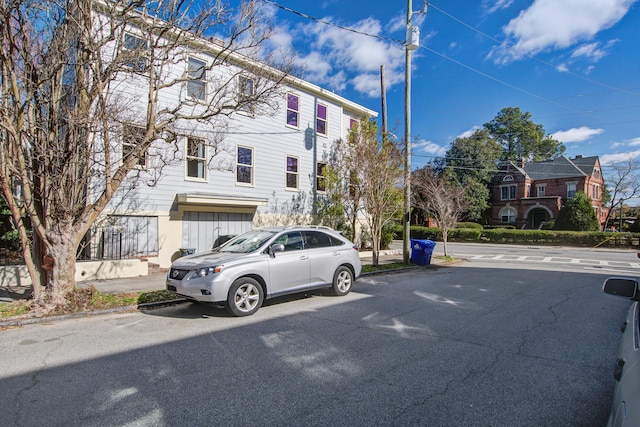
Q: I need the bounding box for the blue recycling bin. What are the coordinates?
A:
[410,239,436,266]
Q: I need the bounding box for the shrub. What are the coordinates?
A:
[409,226,441,240]
[449,228,482,240]
[456,222,483,229]
[554,192,600,231]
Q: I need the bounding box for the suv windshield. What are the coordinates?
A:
[217,230,276,253]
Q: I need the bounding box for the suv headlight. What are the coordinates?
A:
[188,266,222,280]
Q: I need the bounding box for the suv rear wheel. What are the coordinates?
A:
[332,266,353,296]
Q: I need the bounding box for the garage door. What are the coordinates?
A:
[182,212,253,253]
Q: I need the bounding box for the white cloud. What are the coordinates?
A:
[412,139,447,157]
[629,137,640,146]
[571,42,607,61]
[288,16,405,97]
[600,150,640,165]
[385,13,406,33]
[267,26,294,53]
[457,126,482,139]
[484,0,514,14]
[551,126,604,143]
[489,0,636,63]
[351,73,382,97]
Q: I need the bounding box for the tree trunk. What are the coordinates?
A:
[45,240,78,307]
[442,228,449,257]
[371,221,382,267]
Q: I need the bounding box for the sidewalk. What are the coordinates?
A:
[80,244,442,295]
[1,242,442,301]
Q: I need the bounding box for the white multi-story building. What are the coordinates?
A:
[92,15,377,270]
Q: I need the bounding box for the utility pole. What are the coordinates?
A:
[380,65,387,143]
[403,0,421,264]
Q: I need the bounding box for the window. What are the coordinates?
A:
[186,137,206,180]
[303,230,335,249]
[238,75,255,113]
[316,103,328,136]
[236,146,253,185]
[526,184,531,198]
[122,124,146,168]
[123,33,148,72]
[501,185,516,200]
[537,185,546,197]
[592,184,599,200]
[567,183,577,198]
[349,118,358,130]
[273,231,303,251]
[187,57,206,101]
[286,93,299,128]
[500,207,517,224]
[286,156,299,190]
[316,162,327,192]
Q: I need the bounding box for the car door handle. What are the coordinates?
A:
[332,252,340,256]
[299,256,309,260]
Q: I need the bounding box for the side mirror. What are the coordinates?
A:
[269,243,285,257]
[603,277,640,300]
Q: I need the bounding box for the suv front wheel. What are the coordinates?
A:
[227,277,264,316]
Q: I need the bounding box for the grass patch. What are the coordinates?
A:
[0,300,31,318]
[1,288,183,320]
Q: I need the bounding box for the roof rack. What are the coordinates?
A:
[282,225,334,231]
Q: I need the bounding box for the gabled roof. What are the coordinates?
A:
[571,155,600,175]
[522,155,598,180]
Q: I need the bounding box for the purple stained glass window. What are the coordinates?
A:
[316,104,327,135]
[287,93,299,127]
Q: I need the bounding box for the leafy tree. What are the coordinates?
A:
[315,165,348,233]
[554,192,600,231]
[412,166,470,256]
[334,117,403,265]
[439,129,502,222]
[484,107,565,161]
[0,0,293,309]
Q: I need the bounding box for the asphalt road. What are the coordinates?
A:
[0,259,633,426]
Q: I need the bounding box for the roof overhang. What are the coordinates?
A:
[175,193,268,214]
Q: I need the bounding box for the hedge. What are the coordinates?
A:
[397,226,639,248]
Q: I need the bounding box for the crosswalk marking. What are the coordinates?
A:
[461,253,640,270]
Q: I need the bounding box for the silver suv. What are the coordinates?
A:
[166,226,362,316]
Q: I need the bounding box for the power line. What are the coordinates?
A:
[261,0,619,119]
[261,0,405,45]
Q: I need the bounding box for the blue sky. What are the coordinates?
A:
[252,0,639,169]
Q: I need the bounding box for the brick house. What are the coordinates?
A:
[490,155,606,229]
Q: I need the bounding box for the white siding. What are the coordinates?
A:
[98,23,375,267]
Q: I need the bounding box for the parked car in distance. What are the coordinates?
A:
[602,276,640,427]
[167,226,361,316]
[212,234,236,249]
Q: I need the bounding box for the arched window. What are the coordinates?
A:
[499,207,517,224]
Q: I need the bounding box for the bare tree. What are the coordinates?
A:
[603,157,640,230]
[335,117,403,266]
[0,0,294,309]
[412,166,469,257]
